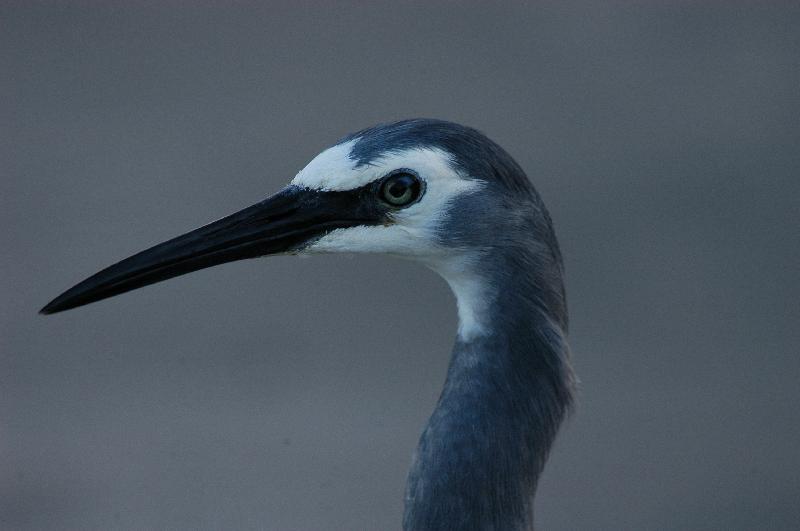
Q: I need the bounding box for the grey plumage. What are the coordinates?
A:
[389,122,574,530]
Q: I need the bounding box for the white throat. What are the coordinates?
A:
[425,256,492,342]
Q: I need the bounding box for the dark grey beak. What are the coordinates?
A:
[40,184,382,315]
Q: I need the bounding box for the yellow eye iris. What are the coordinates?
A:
[380,173,422,207]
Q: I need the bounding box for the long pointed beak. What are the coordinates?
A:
[40,185,377,314]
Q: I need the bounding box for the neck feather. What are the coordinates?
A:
[404,252,574,531]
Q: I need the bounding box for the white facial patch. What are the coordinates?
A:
[291,141,491,340]
[294,144,484,257]
[291,140,370,191]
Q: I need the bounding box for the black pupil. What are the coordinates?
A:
[382,173,419,206]
[389,181,407,197]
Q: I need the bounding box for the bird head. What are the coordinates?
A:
[41,119,563,335]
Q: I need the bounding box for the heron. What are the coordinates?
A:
[41,119,575,531]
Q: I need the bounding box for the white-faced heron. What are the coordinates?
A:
[42,119,576,531]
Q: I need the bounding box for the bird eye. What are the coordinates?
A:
[380,172,422,207]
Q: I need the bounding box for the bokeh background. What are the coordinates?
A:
[3,2,799,530]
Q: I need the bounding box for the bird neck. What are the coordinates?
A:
[404,254,574,531]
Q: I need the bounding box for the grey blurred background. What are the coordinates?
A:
[2,2,799,530]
